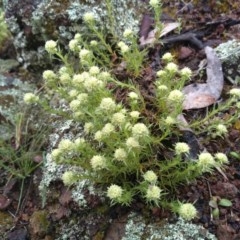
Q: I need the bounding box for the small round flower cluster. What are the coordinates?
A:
[216,124,228,136]
[79,49,92,65]
[149,0,160,8]
[60,72,71,85]
[178,203,197,221]
[111,112,126,126]
[62,171,77,186]
[165,116,176,125]
[23,93,39,104]
[143,170,158,183]
[45,40,57,54]
[83,12,95,24]
[180,67,192,78]
[42,70,57,85]
[165,62,178,73]
[167,90,184,103]
[107,184,123,200]
[90,155,106,170]
[98,97,117,113]
[229,88,240,98]
[197,152,216,173]
[125,137,140,150]
[118,41,129,54]
[162,52,173,62]
[123,29,133,39]
[175,142,190,155]
[132,123,149,139]
[114,148,127,161]
[146,185,161,201]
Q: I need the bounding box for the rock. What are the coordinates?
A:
[4,0,145,71]
[215,39,240,85]
[7,228,29,240]
[29,210,50,239]
[0,211,14,239]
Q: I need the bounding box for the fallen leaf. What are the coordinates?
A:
[183,46,224,109]
[0,194,12,210]
[140,22,180,46]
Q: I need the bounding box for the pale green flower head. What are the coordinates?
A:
[162,52,173,62]
[215,153,229,165]
[69,89,79,98]
[146,185,161,201]
[120,44,130,54]
[117,41,125,48]
[60,73,71,84]
[102,123,115,136]
[45,40,57,54]
[77,93,88,104]
[83,12,95,24]
[62,171,77,186]
[128,91,139,100]
[129,111,140,119]
[74,33,82,41]
[69,39,79,52]
[69,99,81,112]
[79,49,91,59]
[229,88,240,98]
[165,62,178,73]
[149,0,160,8]
[126,137,140,149]
[132,123,149,139]
[72,72,89,85]
[175,142,190,155]
[107,184,123,200]
[84,122,94,134]
[123,29,133,38]
[114,148,127,161]
[178,203,197,221]
[23,93,39,104]
[42,70,57,81]
[74,137,86,148]
[143,170,158,183]
[83,76,102,92]
[94,130,103,142]
[58,139,74,151]
[111,112,126,126]
[167,90,184,102]
[89,66,100,75]
[216,124,228,135]
[99,97,117,112]
[156,70,166,77]
[165,116,176,125]
[157,85,168,92]
[197,152,216,173]
[90,40,98,46]
[51,148,62,161]
[90,155,106,170]
[180,67,192,78]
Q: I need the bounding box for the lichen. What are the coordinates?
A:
[122,212,217,240]
[215,40,240,84]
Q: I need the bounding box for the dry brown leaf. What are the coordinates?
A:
[183,46,223,110]
[140,22,180,46]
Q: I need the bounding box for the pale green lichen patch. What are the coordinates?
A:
[122,212,217,240]
[215,40,240,84]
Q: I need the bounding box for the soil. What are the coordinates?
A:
[1,1,240,240]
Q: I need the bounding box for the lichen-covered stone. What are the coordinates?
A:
[215,40,240,85]
[4,0,144,70]
[122,212,217,240]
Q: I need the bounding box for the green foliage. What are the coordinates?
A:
[0,8,11,45]
[25,0,240,219]
[0,111,48,179]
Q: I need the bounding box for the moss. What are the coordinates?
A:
[0,211,13,239]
